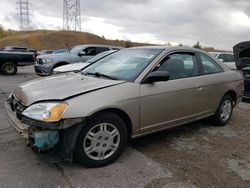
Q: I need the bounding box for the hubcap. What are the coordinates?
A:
[5,65,15,74]
[83,123,120,160]
[220,100,232,121]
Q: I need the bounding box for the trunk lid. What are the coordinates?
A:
[233,41,250,70]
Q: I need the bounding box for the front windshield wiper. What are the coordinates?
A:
[84,72,118,80]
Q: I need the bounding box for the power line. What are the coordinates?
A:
[16,0,32,31]
[63,0,81,31]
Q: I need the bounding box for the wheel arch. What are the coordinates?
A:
[1,59,17,65]
[224,90,237,105]
[89,108,133,139]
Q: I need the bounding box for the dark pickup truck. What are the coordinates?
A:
[0,51,36,75]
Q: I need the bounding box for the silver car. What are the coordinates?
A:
[52,50,118,75]
[6,46,244,167]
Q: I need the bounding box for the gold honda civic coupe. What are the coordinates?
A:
[6,46,244,167]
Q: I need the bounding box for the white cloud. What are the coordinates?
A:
[231,12,250,28]
[0,0,250,50]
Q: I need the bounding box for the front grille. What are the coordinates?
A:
[37,59,43,65]
[242,70,250,79]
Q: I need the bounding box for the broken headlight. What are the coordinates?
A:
[22,102,68,122]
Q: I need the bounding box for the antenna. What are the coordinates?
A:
[63,0,81,31]
[17,0,32,31]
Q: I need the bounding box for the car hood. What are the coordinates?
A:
[53,62,90,73]
[233,41,250,70]
[13,74,126,106]
[37,53,73,60]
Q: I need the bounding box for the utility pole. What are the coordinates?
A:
[63,0,81,31]
[17,0,32,31]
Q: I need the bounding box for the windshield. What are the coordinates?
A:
[82,48,164,81]
[86,50,117,64]
[67,46,83,54]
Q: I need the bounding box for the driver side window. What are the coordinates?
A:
[83,47,97,56]
[155,53,199,80]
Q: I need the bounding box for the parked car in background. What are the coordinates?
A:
[209,52,236,70]
[52,50,118,75]
[52,49,67,54]
[6,46,243,167]
[0,51,36,75]
[35,44,121,76]
[233,41,250,98]
[39,50,54,56]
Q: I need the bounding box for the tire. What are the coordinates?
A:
[1,62,17,75]
[210,94,234,126]
[74,112,128,167]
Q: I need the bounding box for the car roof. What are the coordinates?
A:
[5,46,27,49]
[74,44,121,48]
[129,46,209,53]
[209,51,233,54]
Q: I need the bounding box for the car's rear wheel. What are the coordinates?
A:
[210,94,233,126]
[74,112,128,167]
[1,62,17,75]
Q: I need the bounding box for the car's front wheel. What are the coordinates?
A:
[74,112,128,167]
[210,94,234,126]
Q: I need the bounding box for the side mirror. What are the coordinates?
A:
[218,58,224,62]
[79,51,86,56]
[141,71,170,84]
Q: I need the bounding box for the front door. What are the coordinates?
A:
[139,52,206,134]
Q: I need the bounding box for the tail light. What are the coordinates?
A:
[33,54,36,62]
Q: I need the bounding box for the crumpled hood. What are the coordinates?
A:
[13,73,125,106]
[54,62,90,73]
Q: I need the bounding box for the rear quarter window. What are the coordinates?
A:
[200,53,224,75]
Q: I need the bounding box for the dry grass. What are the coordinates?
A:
[0,30,151,50]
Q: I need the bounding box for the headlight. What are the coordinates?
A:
[42,59,52,64]
[22,102,68,122]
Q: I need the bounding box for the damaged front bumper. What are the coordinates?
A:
[5,101,84,162]
[5,102,31,139]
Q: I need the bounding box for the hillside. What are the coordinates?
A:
[0,30,151,51]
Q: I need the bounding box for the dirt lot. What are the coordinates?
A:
[0,66,250,188]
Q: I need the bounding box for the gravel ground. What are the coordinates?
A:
[1,66,250,188]
[132,99,250,188]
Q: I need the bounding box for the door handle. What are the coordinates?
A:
[195,85,203,91]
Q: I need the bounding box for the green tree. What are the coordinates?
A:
[0,25,6,39]
[193,41,202,49]
[125,40,133,48]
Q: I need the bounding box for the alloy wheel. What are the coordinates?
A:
[220,99,232,121]
[83,123,120,160]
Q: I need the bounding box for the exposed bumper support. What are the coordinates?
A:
[5,101,85,162]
